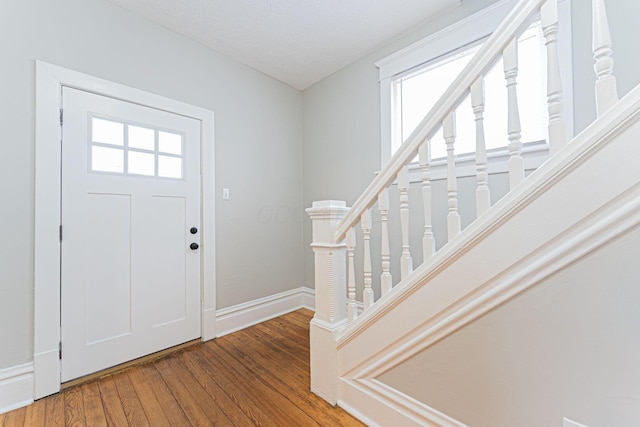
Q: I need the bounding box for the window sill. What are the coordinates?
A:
[379,139,550,184]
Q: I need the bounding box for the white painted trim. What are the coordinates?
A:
[376,0,517,80]
[300,287,316,310]
[202,308,217,342]
[336,83,640,379]
[216,287,315,337]
[339,378,466,427]
[0,363,34,415]
[33,350,59,401]
[34,61,216,399]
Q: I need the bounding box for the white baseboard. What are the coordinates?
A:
[0,363,34,415]
[301,287,315,310]
[216,287,315,337]
[339,378,467,427]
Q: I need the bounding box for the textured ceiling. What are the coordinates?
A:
[107,0,461,90]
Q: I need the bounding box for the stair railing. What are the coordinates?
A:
[307,0,617,405]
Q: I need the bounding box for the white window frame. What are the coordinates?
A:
[376,0,573,181]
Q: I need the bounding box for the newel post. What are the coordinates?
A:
[306,200,349,405]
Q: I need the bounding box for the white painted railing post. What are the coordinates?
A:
[346,227,358,322]
[444,113,461,240]
[378,189,393,296]
[418,141,435,261]
[361,209,375,309]
[592,0,618,116]
[504,38,525,189]
[471,78,491,216]
[306,200,349,405]
[398,166,414,279]
[542,0,567,154]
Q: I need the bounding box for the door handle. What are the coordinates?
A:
[190,243,199,250]
[190,227,198,234]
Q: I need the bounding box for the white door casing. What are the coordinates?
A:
[61,88,202,381]
[34,61,216,398]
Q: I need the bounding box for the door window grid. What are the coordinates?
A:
[90,116,184,179]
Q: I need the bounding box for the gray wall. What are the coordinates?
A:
[0,0,303,369]
[379,225,640,426]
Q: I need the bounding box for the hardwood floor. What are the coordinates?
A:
[0,309,364,426]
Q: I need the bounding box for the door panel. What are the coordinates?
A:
[61,87,202,382]
[85,193,132,345]
[146,195,188,327]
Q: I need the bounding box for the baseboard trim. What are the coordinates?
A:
[339,378,466,427]
[216,287,315,337]
[0,363,34,415]
[300,287,315,311]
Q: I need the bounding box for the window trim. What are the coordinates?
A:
[376,0,573,173]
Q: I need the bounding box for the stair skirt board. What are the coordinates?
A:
[333,87,640,381]
[346,183,640,382]
[215,287,315,337]
[0,363,34,415]
[339,378,466,427]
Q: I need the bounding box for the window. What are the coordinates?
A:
[377,0,573,173]
[393,23,546,160]
[90,116,184,179]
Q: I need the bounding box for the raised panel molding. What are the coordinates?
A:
[0,363,34,415]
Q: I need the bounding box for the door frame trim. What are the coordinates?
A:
[34,61,216,398]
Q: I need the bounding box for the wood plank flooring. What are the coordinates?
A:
[0,309,364,426]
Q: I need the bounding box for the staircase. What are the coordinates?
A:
[308,0,640,425]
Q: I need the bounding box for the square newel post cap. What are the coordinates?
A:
[307,200,350,245]
[306,200,349,219]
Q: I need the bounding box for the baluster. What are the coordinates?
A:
[378,189,392,296]
[398,166,413,280]
[418,141,435,261]
[444,113,461,239]
[592,0,618,116]
[504,38,525,189]
[346,227,358,322]
[471,78,491,216]
[542,0,567,154]
[361,209,374,310]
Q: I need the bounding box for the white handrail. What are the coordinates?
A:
[335,0,545,242]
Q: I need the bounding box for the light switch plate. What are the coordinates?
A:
[222,188,230,200]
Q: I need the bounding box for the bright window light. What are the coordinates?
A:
[392,22,547,160]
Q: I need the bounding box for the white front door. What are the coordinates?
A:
[60,87,202,382]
